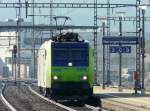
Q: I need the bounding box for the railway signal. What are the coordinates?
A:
[13,45,17,58]
[12,45,17,84]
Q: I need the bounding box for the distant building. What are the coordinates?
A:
[0,19,50,79]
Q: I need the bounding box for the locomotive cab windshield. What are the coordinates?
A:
[52,42,89,67]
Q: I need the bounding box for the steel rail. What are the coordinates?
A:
[0,84,17,111]
[85,104,109,111]
[28,85,77,111]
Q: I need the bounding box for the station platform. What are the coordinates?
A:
[93,86,150,111]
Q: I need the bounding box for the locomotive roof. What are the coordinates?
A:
[39,32,88,49]
[51,32,85,43]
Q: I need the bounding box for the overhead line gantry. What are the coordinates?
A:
[0,2,144,8]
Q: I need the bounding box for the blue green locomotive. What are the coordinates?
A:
[38,32,94,100]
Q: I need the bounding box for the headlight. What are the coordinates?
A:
[53,76,58,80]
[82,76,87,80]
[68,62,73,66]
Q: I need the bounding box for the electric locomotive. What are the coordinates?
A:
[38,32,94,100]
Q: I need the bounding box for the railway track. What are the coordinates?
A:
[0,81,109,111]
[30,84,108,111]
[2,83,76,111]
[61,101,109,111]
[0,81,110,111]
[0,83,11,111]
[28,84,76,111]
[29,84,91,111]
[58,99,110,111]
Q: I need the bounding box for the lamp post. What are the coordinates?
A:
[116,12,126,92]
[119,16,122,91]
[98,17,107,89]
[102,20,106,89]
[139,5,147,95]
[99,17,111,89]
[16,18,20,79]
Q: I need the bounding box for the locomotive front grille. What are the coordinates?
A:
[51,82,92,96]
